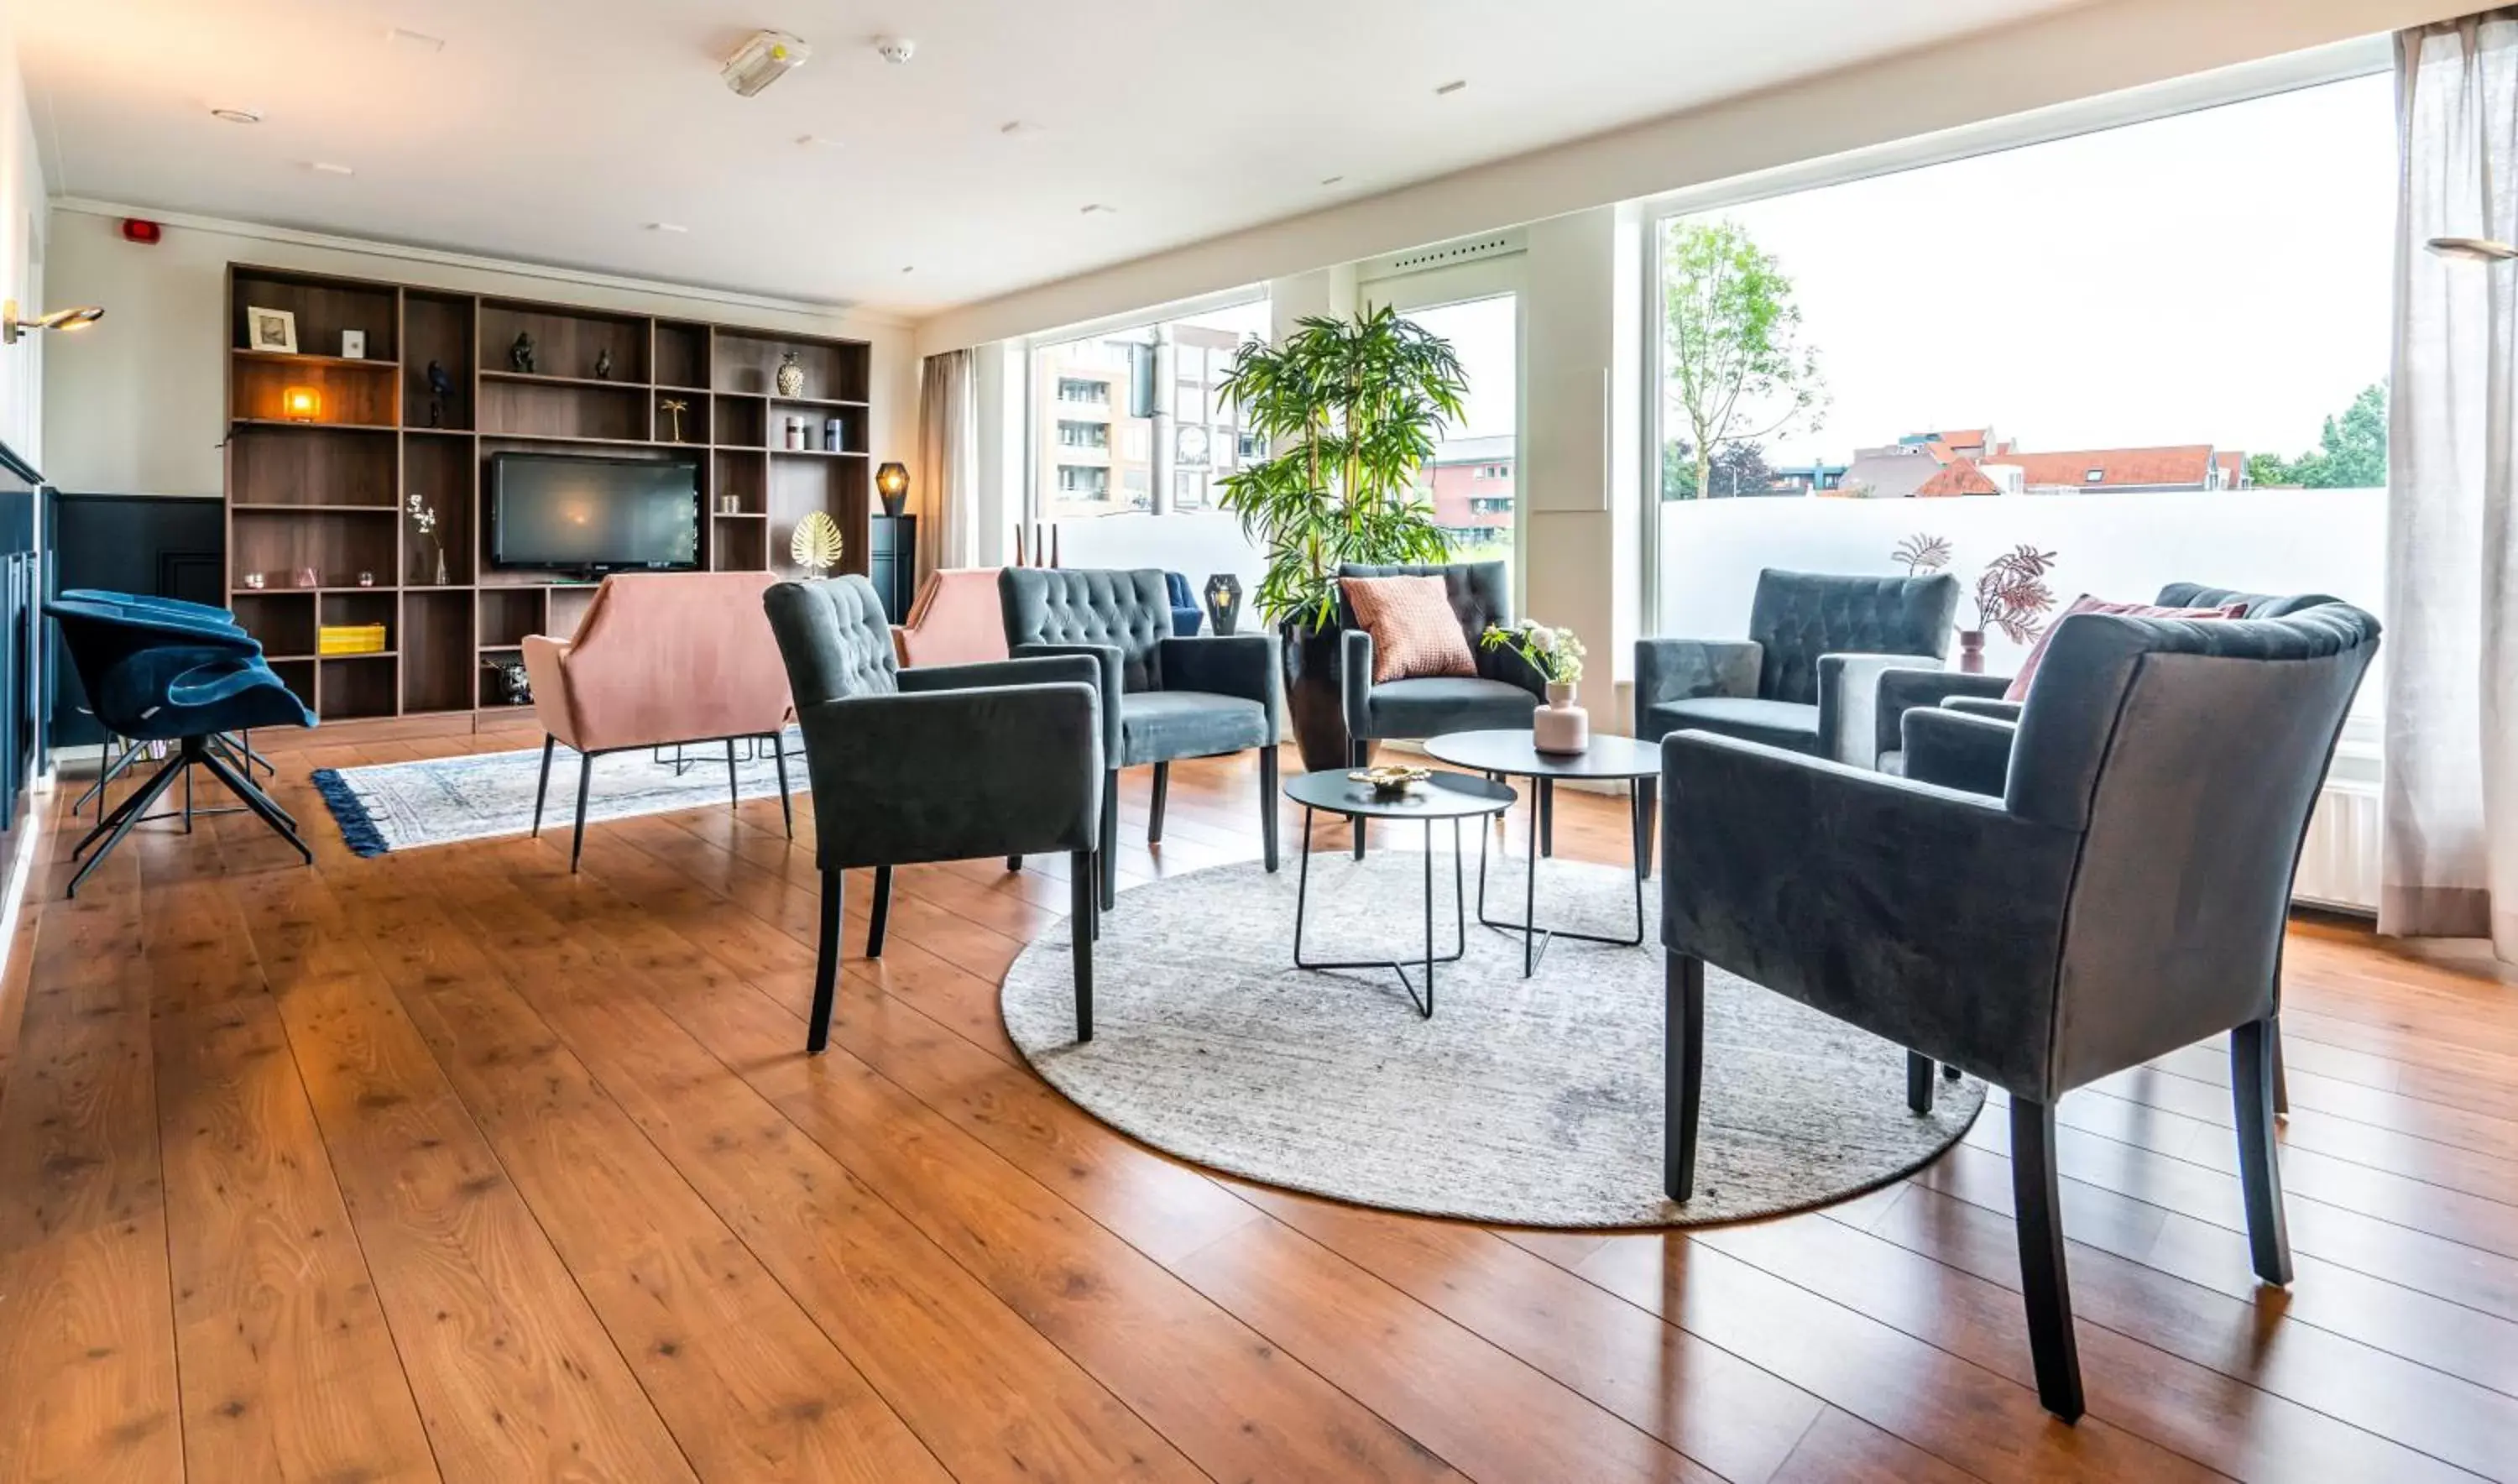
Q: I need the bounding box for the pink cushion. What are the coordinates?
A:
[1342,576,1478,684]
[2003,593,2247,703]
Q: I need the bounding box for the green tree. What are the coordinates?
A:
[2251,383,2388,489]
[1661,439,1775,499]
[1663,220,1825,501]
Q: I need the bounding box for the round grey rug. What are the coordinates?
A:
[1000,851,1984,1228]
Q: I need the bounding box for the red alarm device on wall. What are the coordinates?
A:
[121,218,162,245]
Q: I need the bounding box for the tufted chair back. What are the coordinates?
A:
[761,576,903,708]
[1747,569,1959,707]
[999,567,1172,692]
[1338,561,1519,682]
[2153,583,2342,620]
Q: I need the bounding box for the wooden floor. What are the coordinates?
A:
[3,734,2515,1483]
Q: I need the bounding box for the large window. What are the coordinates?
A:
[1650,71,2392,673]
[1029,295,1270,521]
[1397,295,1518,576]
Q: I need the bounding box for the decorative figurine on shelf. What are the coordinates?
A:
[789,510,844,577]
[775,349,805,398]
[482,657,531,706]
[1203,572,1243,637]
[357,571,375,588]
[291,567,321,590]
[1481,619,1591,755]
[509,331,536,374]
[426,358,453,427]
[243,572,266,590]
[408,491,448,586]
[594,346,614,381]
[659,397,690,442]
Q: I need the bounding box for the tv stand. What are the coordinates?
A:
[222,261,875,726]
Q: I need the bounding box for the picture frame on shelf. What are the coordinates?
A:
[247,306,299,353]
[341,329,367,359]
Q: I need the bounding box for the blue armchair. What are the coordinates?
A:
[764,575,1106,1051]
[1162,571,1204,636]
[47,594,316,896]
[1000,567,1282,907]
[1658,604,2380,1420]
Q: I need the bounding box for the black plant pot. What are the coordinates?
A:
[1280,618,1370,772]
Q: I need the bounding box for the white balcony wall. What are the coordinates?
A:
[1657,487,2387,684]
[1049,513,1267,618]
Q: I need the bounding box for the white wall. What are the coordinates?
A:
[39,203,917,499]
[1050,513,1268,614]
[0,6,45,466]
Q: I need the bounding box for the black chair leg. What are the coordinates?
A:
[1907,1051,1936,1113]
[65,749,187,899]
[199,743,312,865]
[571,752,594,873]
[725,738,741,812]
[1664,952,1705,1202]
[2269,1015,2290,1117]
[1148,761,1169,844]
[1350,739,1369,860]
[1007,855,1023,871]
[531,735,556,838]
[1100,769,1118,910]
[807,865,843,1054]
[1259,746,1280,872]
[1069,849,1096,1042]
[867,865,894,959]
[1634,778,1657,880]
[2009,1096,2085,1422]
[771,731,793,839]
[2232,1016,2296,1287]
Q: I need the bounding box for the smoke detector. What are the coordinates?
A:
[874,36,916,64]
[722,30,808,97]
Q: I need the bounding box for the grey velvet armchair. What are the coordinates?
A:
[1339,560,1546,755]
[1881,583,2345,790]
[765,576,1105,1052]
[1635,568,1959,766]
[1658,604,2380,1421]
[1000,567,1282,909]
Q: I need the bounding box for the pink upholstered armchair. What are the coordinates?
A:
[891,567,1010,668]
[521,571,796,870]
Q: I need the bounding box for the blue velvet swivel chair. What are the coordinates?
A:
[1162,572,1204,636]
[48,594,316,896]
[1000,567,1282,909]
[1657,604,2380,1420]
[59,590,279,813]
[763,576,1105,1051]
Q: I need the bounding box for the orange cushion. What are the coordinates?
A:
[1343,576,1477,685]
[2003,593,2246,703]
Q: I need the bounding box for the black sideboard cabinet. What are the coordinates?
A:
[869,513,917,623]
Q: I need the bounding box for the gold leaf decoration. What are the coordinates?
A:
[789,510,845,573]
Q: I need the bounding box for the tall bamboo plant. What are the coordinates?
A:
[1215,306,1469,630]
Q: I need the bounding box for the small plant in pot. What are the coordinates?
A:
[1964,543,2061,672]
[1482,620,1590,754]
[1216,306,1466,771]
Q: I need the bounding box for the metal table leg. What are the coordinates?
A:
[1476,776,1647,976]
[1293,809,1466,1017]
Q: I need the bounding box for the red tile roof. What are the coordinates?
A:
[2215,452,2245,488]
[1993,446,2218,489]
[1914,458,2004,497]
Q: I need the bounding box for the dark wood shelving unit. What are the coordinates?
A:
[225,262,876,725]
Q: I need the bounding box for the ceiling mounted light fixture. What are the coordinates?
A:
[874,36,917,64]
[646,222,689,233]
[1320,175,1345,186]
[307,160,354,175]
[1079,203,1116,216]
[2428,235,2518,263]
[209,106,262,124]
[723,30,808,97]
[1434,79,1467,96]
[2,300,104,345]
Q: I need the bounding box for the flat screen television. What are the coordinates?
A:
[488,452,702,576]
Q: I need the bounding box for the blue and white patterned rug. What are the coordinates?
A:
[311,732,804,856]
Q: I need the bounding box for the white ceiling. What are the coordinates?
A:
[18,0,2085,317]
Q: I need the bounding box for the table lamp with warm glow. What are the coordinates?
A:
[282,385,321,421]
[875,461,910,517]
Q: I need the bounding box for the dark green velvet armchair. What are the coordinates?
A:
[1000,566,1282,909]
[1658,604,2380,1421]
[765,576,1105,1051]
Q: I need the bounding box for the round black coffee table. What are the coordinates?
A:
[1281,768,1516,1017]
[1422,729,1663,976]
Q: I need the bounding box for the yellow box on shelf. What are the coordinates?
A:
[316,623,389,655]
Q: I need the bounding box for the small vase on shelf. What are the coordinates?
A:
[1533,681,1590,755]
[434,547,449,587]
[1956,630,1986,674]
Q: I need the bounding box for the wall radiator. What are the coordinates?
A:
[2295,777,2381,915]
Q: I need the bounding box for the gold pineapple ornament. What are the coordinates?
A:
[789,510,844,576]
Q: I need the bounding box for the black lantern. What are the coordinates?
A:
[875,461,911,517]
[1203,572,1244,637]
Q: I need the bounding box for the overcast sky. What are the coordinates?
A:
[1683,72,2396,468]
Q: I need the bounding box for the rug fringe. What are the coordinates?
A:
[310,766,392,857]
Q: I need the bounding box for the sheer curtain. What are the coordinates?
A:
[916,349,979,579]
[2382,9,2518,960]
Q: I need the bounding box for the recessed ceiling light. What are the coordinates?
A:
[1000,120,1040,138]
[209,107,262,124]
[874,36,916,65]
[385,26,446,52]
[307,161,355,176]
[646,222,689,233]
[796,133,843,149]
[1079,203,1117,217]
[1434,79,1468,96]
[1320,175,1345,186]
[900,265,916,274]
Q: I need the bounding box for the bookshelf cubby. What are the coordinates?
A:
[224,263,878,725]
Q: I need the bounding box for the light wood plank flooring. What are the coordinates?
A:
[2,732,2514,1482]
